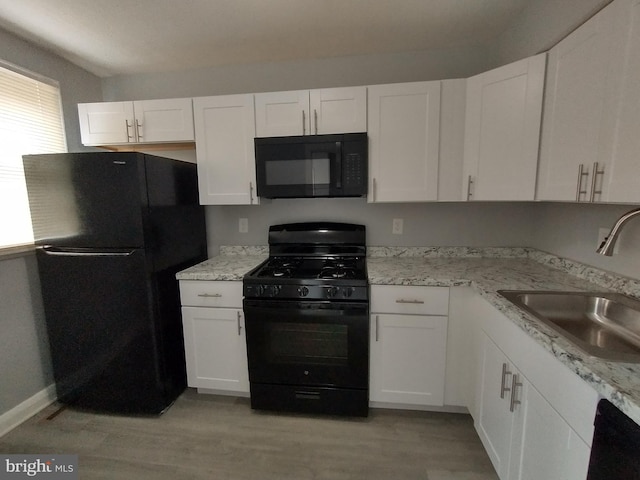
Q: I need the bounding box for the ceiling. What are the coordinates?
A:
[0,0,530,78]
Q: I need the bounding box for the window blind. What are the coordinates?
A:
[0,63,67,248]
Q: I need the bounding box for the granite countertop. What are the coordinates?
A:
[176,245,640,426]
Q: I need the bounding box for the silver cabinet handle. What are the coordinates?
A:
[135,119,143,140]
[590,162,605,202]
[249,181,254,204]
[197,293,222,298]
[302,110,306,135]
[510,373,523,412]
[125,120,134,142]
[375,315,379,342]
[467,175,474,200]
[500,363,512,399]
[372,177,377,202]
[314,109,318,135]
[395,299,425,304]
[237,311,242,336]
[575,164,589,201]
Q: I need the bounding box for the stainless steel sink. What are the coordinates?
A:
[498,290,640,363]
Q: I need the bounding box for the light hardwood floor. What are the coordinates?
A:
[0,389,498,479]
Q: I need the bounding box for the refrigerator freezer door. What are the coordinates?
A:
[36,246,182,414]
[23,152,147,248]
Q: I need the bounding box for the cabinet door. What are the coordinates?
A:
[78,101,134,145]
[255,90,310,137]
[181,306,249,393]
[133,98,194,142]
[475,333,515,479]
[368,81,441,202]
[463,54,545,201]
[537,1,619,201]
[370,313,447,406]
[309,87,367,134]
[600,0,640,203]
[509,380,590,480]
[193,94,258,205]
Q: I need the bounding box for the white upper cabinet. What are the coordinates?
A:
[599,0,640,203]
[309,87,367,135]
[367,81,441,202]
[537,0,638,203]
[255,90,309,137]
[254,86,367,137]
[78,98,194,146]
[193,94,259,205]
[463,54,546,201]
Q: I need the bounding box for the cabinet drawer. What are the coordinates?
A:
[179,280,242,308]
[371,285,449,315]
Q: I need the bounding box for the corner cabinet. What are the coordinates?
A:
[179,280,249,395]
[463,288,598,480]
[193,94,259,205]
[537,0,640,203]
[78,98,194,146]
[367,81,441,202]
[369,285,449,407]
[254,87,367,137]
[462,54,545,201]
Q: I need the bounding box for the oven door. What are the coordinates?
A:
[243,299,369,389]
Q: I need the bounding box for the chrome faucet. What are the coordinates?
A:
[597,207,640,256]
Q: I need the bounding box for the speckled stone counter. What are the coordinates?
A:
[368,246,640,427]
[176,246,267,281]
[176,245,640,425]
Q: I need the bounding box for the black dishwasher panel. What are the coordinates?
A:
[587,399,640,479]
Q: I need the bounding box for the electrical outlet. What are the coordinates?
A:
[239,218,249,233]
[392,218,403,235]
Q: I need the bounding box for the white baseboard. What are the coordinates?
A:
[0,384,57,438]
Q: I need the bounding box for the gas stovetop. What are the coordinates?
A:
[243,255,368,300]
[243,222,368,301]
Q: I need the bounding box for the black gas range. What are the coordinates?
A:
[243,222,369,417]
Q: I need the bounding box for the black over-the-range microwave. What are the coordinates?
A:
[254,132,368,199]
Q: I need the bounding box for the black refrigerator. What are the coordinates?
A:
[22,152,207,415]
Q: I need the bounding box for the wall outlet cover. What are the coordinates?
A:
[392,218,403,235]
[239,218,249,233]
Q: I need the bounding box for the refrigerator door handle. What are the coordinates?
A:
[41,246,137,257]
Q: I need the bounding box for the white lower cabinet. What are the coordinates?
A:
[179,281,249,395]
[477,333,590,480]
[369,285,449,407]
[466,288,597,480]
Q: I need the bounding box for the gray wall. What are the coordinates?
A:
[0,255,51,412]
[102,45,492,101]
[205,201,537,254]
[0,26,102,417]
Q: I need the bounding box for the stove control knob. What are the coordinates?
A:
[265,285,280,297]
[297,286,309,297]
[258,285,266,296]
[326,286,339,298]
[344,287,355,298]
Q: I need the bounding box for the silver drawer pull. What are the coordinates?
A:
[198,293,222,298]
[395,299,425,304]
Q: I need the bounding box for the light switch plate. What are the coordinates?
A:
[239,218,249,233]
